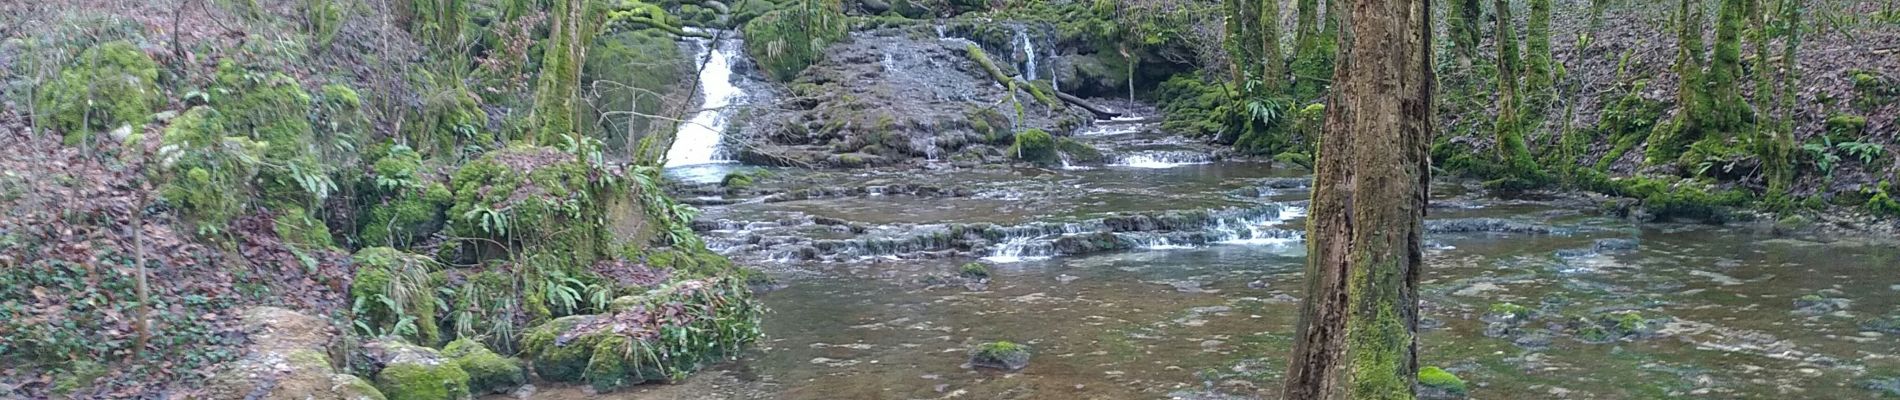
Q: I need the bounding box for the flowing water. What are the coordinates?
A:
[665,30,746,169]
[617,117,1900,399]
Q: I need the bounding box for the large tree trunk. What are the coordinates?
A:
[1279,0,1432,399]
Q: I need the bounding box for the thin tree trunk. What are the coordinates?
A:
[1280,0,1432,399]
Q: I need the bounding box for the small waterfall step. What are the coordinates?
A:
[1108,151,1217,169]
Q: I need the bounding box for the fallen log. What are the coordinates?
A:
[1054,91,1122,119]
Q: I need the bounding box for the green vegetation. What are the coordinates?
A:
[1009,129,1060,166]
[743,2,848,81]
[36,41,161,146]
[521,276,761,391]
[1418,366,1469,395]
[443,339,526,395]
[959,262,991,278]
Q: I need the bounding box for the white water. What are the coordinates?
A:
[981,205,1306,263]
[1015,28,1038,82]
[1110,152,1215,169]
[665,31,745,167]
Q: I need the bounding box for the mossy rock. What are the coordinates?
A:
[1055,138,1104,163]
[366,341,471,400]
[158,107,266,235]
[358,144,452,248]
[1008,129,1059,166]
[447,146,617,265]
[1826,114,1869,135]
[1485,302,1533,322]
[969,341,1031,371]
[584,30,687,149]
[958,262,991,279]
[522,277,762,392]
[442,339,526,395]
[37,41,162,146]
[1417,366,1469,399]
[351,248,440,345]
[743,6,848,81]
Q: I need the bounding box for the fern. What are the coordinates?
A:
[1836,141,1886,165]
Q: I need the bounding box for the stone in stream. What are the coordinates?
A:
[1417,366,1470,399]
[1862,314,1900,334]
[968,341,1032,371]
[1868,377,1900,397]
[360,339,473,400]
[1792,294,1850,316]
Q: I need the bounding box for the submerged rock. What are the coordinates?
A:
[1793,295,1850,316]
[969,341,1032,371]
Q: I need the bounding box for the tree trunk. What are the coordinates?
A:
[1280,0,1432,399]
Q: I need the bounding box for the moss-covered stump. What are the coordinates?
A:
[1417,366,1469,399]
[206,307,387,400]
[442,339,526,395]
[522,276,762,392]
[350,247,441,345]
[362,340,471,400]
[37,41,163,146]
[969,341,1031,371]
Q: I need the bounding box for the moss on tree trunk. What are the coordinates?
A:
[1280,0,1431,398]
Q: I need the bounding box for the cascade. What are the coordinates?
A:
[665,30,747,167]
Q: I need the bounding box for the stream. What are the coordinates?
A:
[542,29,1900,400]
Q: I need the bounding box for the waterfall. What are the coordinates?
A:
[1014,27,1038,81]
[665,30,746,167]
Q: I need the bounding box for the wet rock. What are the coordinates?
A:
[205,307,385,400]
[1569,310,1662,343]
[969,341,1032,371]
[1246,280,1270,289]
[1426,218,1567,235]
[1792,295,1850,316]
[1418,366,1469,399]
[1056,274,1080,284]
[1867,377,1900,397]
[1861,314,1900,334]
[1512,332,1555,349]
[1593,238,1639,252]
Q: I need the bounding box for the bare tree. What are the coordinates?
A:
[1280,0,1433,399]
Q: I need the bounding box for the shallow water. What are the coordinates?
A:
[610,125,1900,399]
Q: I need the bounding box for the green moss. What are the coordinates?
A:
[959,262,991,278]
[1866,181,1900,217]
[447,146,609,266]
[351,248,440,344]
[1418,366,1468,395]
[1589,176,1748,222]
[211,60,329,208]
[36,41,162,146]
[585,30,687,154]
[443,339,526,394]
[522,277,762,392]
[1054,138,1104,163]
[1826,114,1869,135]
[743,4,848,81]
[1273,152,1313,170]
[374,360,471,400]
[408,73,489,155]
[1008,129,1059,166]
[358,144,452,248]
[1154,75,1235,139]
[274,205,336,248]
[158,107,265,236]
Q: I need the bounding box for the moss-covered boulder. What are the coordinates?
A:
[1417,366,1469,399]
[358,144,452,248]
[1008,129,1059,166]
[37,41,162,146]
[522,276,761,392]
[442,339,526,395]
[446,146,614,265]
[158,107,266,235]
[351,248,441,345]
[584,30,686,153]
[743,5,848,81]
[968,341,1031,371]
[206,307,387,400]
[362,340,471,400]
[210,60,328,207]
